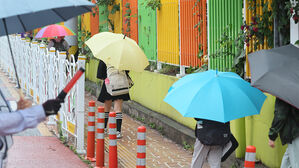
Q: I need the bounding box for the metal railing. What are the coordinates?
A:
[0,35,86,154]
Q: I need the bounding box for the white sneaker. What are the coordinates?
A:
[116,131,122,139]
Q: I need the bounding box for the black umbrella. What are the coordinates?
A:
[0,0,95,89]
[248,44,299,109]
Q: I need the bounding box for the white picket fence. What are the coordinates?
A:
[0,34,86,154]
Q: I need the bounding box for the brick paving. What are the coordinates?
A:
[84,92,194,168]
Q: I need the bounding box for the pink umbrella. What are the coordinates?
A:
[35,24,75,39]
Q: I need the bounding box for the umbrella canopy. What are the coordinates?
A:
[0,0,94,89]
[35,24,75,39]
[164,70,267,123]
[248,44,299,109]
[85,32,149,72]
[0,0,94,36]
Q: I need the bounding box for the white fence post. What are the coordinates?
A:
[76,55,86,154]
[47,47,57,125]
[37,44,46,104]
[58,51,67,138]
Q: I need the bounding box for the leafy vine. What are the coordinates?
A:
[142,0,161,11]
[242,0,291,50]
[286,0,299,24]
[124,2,132,36]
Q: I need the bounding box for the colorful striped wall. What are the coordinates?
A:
[123,0,138,42]
[138,0,157,61]
[157,0,180,65]
[180,0,207,67]
[208,0,243,71]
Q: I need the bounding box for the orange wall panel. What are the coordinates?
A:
[180,0,207,67]
[90,0,99,36]
[123,0,138,43]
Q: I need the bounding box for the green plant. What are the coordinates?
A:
[183,141,193,151]
[124,2,132,36]
[145,61,157,71]
[137,117,145,122]
[158,126,163,132]
[243,0,291,49]
[286,0,299,24]
[149,122,156,129]
[142,0,161,10]
[243,0,274,50]
[193,0,205,59]
[185,65,199,74]
[77,29,93,60]
[210,25,246,77]
[158,64,179,76]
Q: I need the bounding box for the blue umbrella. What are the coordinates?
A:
[0,0,95,89]
[164,70,267,123]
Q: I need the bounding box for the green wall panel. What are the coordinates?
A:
[98,5,109,32]
[138,0,157,61]
[208,0,242,71]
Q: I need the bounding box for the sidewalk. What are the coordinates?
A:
[0,71,89,168]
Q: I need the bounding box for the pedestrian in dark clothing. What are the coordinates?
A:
[191,118,238,168]
[96,60,130,138]
[268,98,299,168]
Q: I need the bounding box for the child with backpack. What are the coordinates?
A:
[96,60,131,138]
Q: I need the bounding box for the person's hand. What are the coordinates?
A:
[42,99,62,116]
[269,139,275,148]
[17,97,32,110]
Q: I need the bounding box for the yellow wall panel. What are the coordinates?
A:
[81,12,91,33]
[108,0,123,33]
[157,0,179,65]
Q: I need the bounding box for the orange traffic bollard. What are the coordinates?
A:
[244,145,256,168]
[85,101,96,162]
[109,112,118,168]
[136,126,146,168]
[95,106,105,168]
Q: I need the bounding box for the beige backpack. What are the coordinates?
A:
[105,65,130,96]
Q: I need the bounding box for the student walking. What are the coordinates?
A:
[96,60,131,138]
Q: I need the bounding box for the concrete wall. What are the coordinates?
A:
[129,70,196,129]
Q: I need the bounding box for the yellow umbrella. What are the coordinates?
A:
[85,32,149,72]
